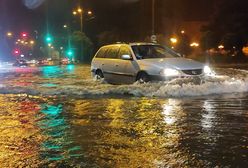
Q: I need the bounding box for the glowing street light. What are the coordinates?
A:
[77,8,82,13]
[30,40,35,45]
[73,7,93,32]
[181,30,185,34]
[218,45,224,49]
[88,10,92,15]
[190,42,199,47]
[6,32,13,37]
[170,37,178,44]
[73,7,83,32]
[73,11,77,15]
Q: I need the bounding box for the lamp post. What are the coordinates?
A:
[78,8,83,32]
[152,0,155,36]
[73,8,93,32]
[150,0,157,43]
[63,24,72,50]
[73,8,83,32]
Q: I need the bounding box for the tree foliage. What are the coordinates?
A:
[200,31,219,50]
[71,31,93,62]
[201,0,248,55]
[97,30,120,46]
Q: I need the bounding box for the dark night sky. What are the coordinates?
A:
[0,0,215,33]
[0,0,220,60]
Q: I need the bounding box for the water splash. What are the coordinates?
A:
[1,65,248,98]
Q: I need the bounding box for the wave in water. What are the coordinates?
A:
[0,68,248,98]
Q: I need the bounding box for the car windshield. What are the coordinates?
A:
[131,45,180,60]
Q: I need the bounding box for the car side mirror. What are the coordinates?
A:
[121,54,133,60]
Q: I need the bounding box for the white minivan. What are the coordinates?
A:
[91,43,214,84]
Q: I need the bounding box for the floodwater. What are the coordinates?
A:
[0,65,247,167]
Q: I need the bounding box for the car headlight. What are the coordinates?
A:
[204,66,214,75]
[162,68,180,76]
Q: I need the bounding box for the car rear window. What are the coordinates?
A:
[105,46,120,59]
[95,47,107,58]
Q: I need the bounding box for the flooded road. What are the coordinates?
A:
[0,65,247,167]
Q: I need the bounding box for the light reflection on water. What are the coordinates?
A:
[37,104,83,163]
[0,95,42,167]
[0,94,247,167]
[42,66,67,78]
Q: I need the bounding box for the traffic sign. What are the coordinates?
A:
[151,35,157,42]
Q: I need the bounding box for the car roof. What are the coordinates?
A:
[129,42,158,46]
[100,42,158,49]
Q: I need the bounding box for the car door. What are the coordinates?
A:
[101,46,120,83]
[114,46,139,84]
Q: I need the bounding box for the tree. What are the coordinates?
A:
[97,30,120,46]
[201,0,248,58]
[221,33,239,49]
[71,31,93,63]
[200,31,218,51]
[176,33,192,56]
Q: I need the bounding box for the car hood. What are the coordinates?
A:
[139,58,204,70]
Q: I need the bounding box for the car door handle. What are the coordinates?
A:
[115,64,119,67]
[102,64,104,66]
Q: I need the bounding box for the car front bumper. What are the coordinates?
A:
[150,74,205,81]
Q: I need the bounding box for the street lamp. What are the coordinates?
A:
[190,42,199,47]
[87,10,92,15]
[6,32,13,38]
[170,37,178,44]
[72,7,93,32]
[63,24,72,53]
[30,40,35,45]
[218,45,224,49]
[73,11,77,15]
[73,7,83,32]
[77,8,82,13]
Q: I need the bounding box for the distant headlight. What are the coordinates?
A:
[162,68,180,76]
[204,66,214,75]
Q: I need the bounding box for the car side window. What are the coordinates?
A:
[118,46,132,59]
[95,47,107,58]
[105,46,120,59]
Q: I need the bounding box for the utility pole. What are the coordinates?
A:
[79,0,83,32]
[152,0,155,36]
[151,0,157,43]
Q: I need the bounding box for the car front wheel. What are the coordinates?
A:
[136,72,150,83]
[95,70,104,80]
